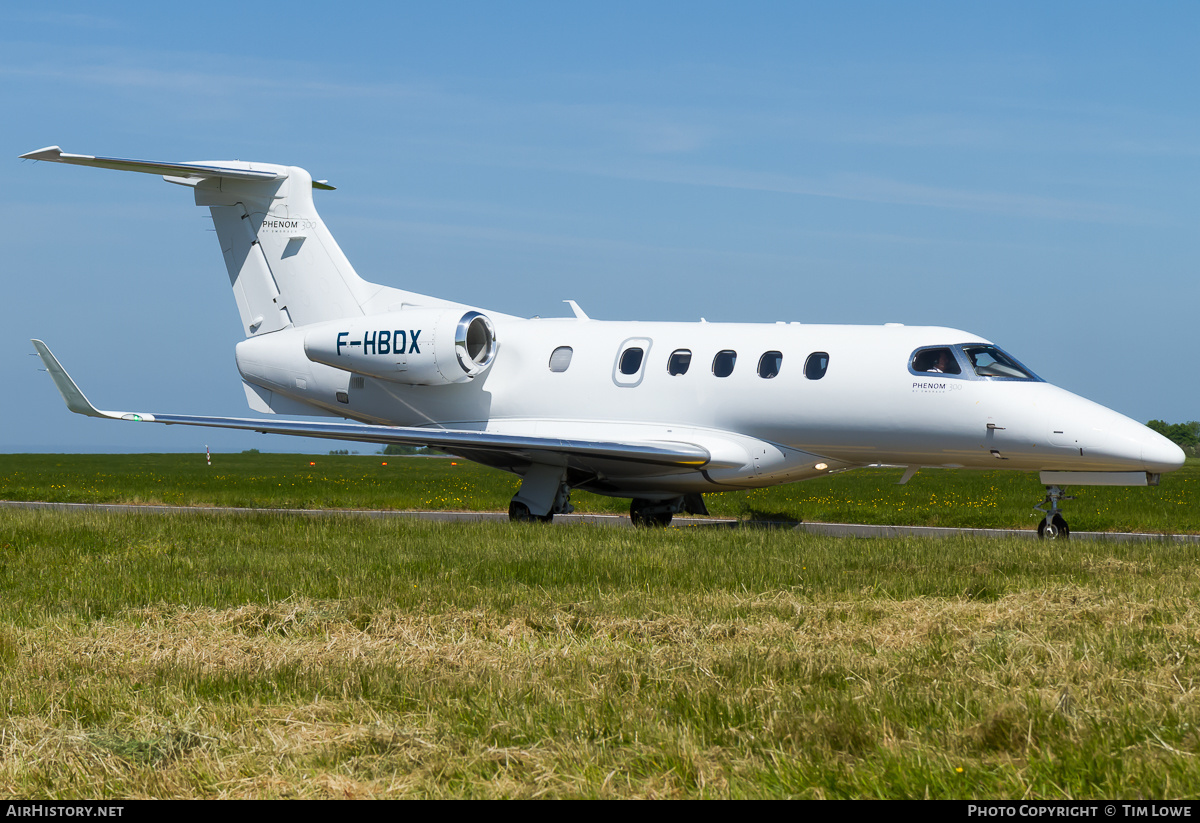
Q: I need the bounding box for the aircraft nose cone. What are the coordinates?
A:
[1142,428,1186,474]
[1048,387,1188,475]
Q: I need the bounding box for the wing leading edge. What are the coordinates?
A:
[31,340,710,475]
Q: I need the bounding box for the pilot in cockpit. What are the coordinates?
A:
[914,347,961,375]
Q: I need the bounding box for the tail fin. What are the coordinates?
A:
[20,146,447,337]
[192,163,373,335]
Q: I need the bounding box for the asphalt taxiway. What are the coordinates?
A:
[4,500,1198,542]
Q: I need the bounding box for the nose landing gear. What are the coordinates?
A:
[1035,485,1074,540]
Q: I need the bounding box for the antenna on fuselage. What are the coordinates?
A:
[563,300,590,320]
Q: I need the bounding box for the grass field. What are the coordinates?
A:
[1,455,1199,798]
[2,452,1198,533]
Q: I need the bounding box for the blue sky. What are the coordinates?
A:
[2,2,1196,452]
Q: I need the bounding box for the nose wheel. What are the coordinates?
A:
[1034,485,1073,540]
[1037,513,1069,539]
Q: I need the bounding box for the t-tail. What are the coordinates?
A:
[19,146,462,337]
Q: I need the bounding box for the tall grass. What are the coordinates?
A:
[3,508,1200,797]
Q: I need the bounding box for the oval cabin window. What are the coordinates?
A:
[668,349,692,376]
[549,346,573,372]
[758,351,782,379]
[713,350,737,378]
[619,347,644,375]
[804,352,829,380]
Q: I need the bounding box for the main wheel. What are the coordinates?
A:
[630,499,673,527]
[509,501,553,523]
[1037,513,1070,540]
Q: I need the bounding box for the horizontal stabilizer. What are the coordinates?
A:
[32,340,710,473]
[20,146,337,188]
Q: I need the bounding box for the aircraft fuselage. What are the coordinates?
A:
[235,316,1181,496]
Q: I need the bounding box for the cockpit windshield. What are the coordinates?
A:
[961,345,1038,380]
[910,344,1040,381]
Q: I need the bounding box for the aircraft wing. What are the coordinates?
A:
[32,340,710,475]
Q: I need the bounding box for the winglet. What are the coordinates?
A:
[31,340,153,422]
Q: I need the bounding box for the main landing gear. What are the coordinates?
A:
[629,494,709,528]
[1034,485,1074,540]
[630,498,674,527]
[508,501,554,522]
[507,464,574,523]
[504,462,711,528]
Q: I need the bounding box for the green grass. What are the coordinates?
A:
[1,454,1198,797]
[2,453,1197,533]
[0,452,522,512]
[3,509,1200,797]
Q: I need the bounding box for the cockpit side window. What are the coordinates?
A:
[962,345,1037,380]
[911,347,962,375]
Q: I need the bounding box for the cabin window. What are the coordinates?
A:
[713,350,737,378]
[613,337,652,387]
[758,351,783,379]
[911,347,962,375]
[962,345,1037,380]
[619,347,644,375]
[549,346,573,372]
[804,352,829,380]
[668,349,692,376]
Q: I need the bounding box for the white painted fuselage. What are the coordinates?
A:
[235,316,1183,496]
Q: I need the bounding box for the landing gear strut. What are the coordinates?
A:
[1034,485,1073,540]
[507,464,573,523]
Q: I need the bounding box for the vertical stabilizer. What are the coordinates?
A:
[190,165,374,336]
[20,147,470,341]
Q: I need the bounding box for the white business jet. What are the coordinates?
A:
[21,147,1185,537]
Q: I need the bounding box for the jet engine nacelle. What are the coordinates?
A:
[303,309,497,385]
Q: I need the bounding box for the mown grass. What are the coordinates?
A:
[2,453,1198,532]
[3,508,1200,798]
